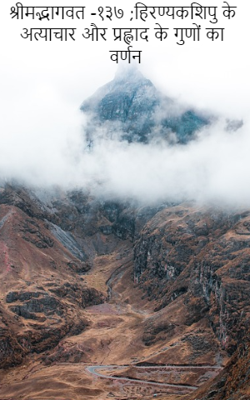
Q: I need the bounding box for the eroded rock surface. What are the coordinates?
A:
[0,185,249,399]
[81,68,208,145]
[133,206,250,355]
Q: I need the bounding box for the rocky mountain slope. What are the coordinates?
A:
[81,67,209,145]
[0,70,249,399]
[0,182,250,399]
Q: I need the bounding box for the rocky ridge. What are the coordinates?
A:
[0,70,249,399]
[81,67,209,145]
[0,182,250,399]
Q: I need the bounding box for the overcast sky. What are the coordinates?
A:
[0,0,250,206]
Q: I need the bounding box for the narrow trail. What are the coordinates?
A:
[85,364,222,392]
[84,254,224,396]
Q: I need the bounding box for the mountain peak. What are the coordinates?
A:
[80,68,208,144]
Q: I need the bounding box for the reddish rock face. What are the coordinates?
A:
[133,205,250,356]
[0,187,105,370]
[186,335,250,400]
[0,184,250,399]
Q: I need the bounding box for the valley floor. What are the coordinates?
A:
[1,189,249,400]
[0,251,223,400]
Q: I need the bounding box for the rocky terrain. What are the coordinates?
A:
[0,182,250,399]
[0,70,249,399]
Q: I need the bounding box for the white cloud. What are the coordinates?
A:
[0,0,249,207]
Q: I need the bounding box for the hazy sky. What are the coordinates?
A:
[0,0,250,206]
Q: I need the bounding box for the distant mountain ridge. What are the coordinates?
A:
[80,67,209,145]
